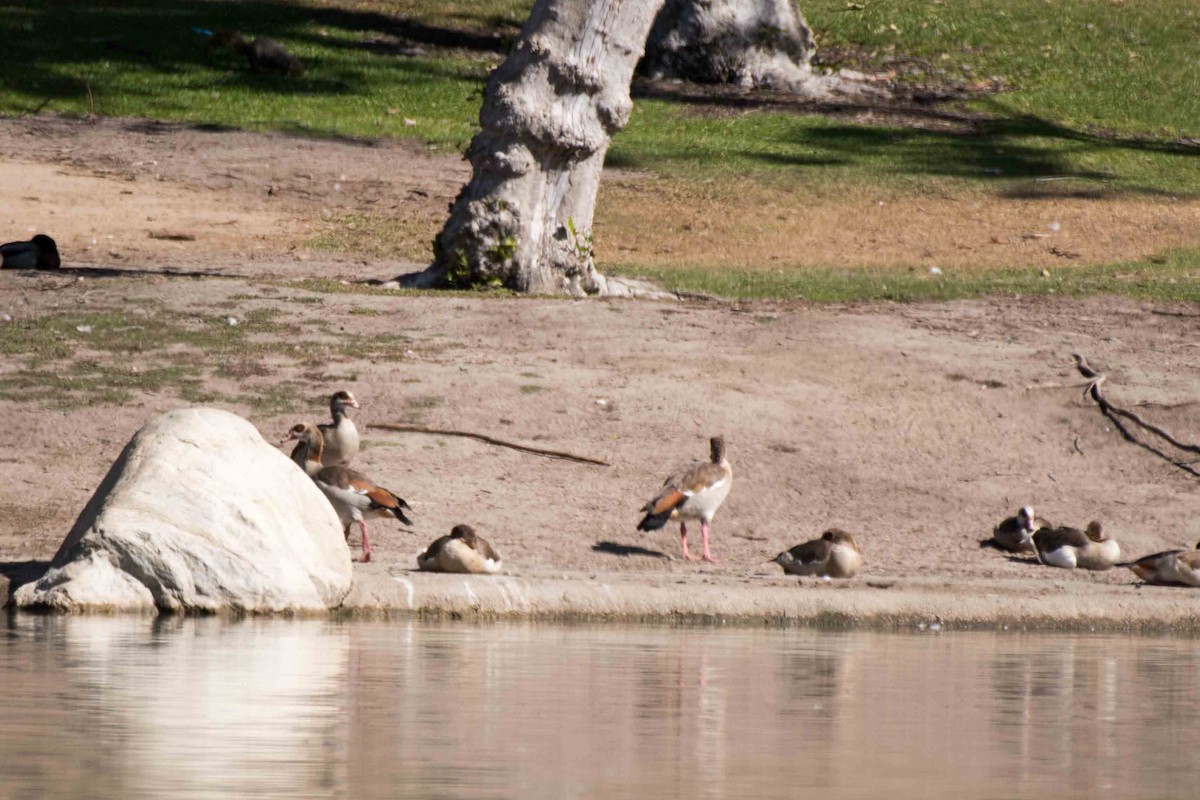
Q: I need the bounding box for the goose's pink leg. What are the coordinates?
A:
[680,522,697,561]
[358,520,372,562]
[700,522,718,563]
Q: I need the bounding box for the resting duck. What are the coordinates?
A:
[989,506,1051,553]
[1,234,60,270]
[772,529,863,578]
[1119,543,1200,587]
[637,436,732,563]
[416,525,503,574]
[1032,521,1120,571]
[283,422,412,562]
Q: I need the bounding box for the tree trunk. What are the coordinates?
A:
[642,0,827,95]
[424,0,666,296]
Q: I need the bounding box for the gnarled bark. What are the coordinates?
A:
[423,0,666,296]
[642,0,825,94]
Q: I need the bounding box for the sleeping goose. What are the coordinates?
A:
[1032,521,1120,571]
[416,525,503,574]
[989,506,1051,553]
[772,529,863,578]
[283,422,412,562]
[1119,543,1200,587]
[319,390,360,467]
[1,234,60,270]
[637,436,732,563]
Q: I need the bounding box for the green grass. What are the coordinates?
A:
[617,247,1200,302]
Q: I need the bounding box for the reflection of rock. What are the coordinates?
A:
[15,408,351,612]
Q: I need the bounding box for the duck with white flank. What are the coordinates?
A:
[989,506,1051,553]
[1119,543,1200,587]
[1032,521,1120,571]
[1,234,60,270]
[637,436,732,563]
[772,529,863,579]
[284,422,412,562]
[317,390,360,467]
[417,525,503,574]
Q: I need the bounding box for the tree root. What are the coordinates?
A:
[370,423,610,466]
[1073,353,1200,456]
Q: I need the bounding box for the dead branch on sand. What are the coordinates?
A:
[1073,353,1200,455]
[371,423,610,466]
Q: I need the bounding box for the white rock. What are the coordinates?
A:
[14,408,351,613]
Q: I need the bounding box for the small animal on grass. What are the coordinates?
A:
[1032,521,1120,571]
[1118,543,1200,587]
[289,390,359,467]
[284,422,412,563]
[416,525,503,574]
[637,435,732,563]
[986,506,1051,553]
[772,529,863,579]
[1,234,60,270]
[204,28,304,77]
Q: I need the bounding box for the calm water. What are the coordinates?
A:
[2,616,1198,800]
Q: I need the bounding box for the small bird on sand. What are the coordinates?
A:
[772,529,863,579]
[637,436,732,563]
[1032,521,1120,571]
[987,506,1051,553]
[284,422,411,562]
[1119,543,1200,587]
[416,525,503,574]
[1,234,60,270]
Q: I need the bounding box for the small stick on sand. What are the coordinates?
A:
[371,422,610,466]
[1073,353,1200,455]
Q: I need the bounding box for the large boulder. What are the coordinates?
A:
[14,408,351,613]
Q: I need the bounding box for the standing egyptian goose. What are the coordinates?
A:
[1119,543,1200,587]
[990,506,1051,553]
[772,529,863,578]
[319,390,360,467]
[416,525,503,574]
[1,234,60,270]
[283,422,412,562]
[637,436,732,563]
[1032,521,1120,571]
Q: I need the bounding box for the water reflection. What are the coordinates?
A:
[1,616,1197,799]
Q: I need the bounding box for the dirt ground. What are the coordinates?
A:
[3,115,1200,625]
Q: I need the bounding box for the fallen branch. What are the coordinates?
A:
[370,422,609,466]
[1073,353,1200,455]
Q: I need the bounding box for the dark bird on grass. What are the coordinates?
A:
[637,436,732,563]
[204,28,304,77]
[1,234,60,270]
[773,529,863,579]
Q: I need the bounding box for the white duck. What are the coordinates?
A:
[637,436,732,563]
[284,422,411,562]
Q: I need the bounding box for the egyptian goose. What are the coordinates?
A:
[1,234,60,270]
[283,422,412,562]
[289,390,360,467]
[1119,543,1200,587]
[989,506,1051,553]
[637,436,732,563]
[416,525,503,574]
[772,529,863,578]
[1032,521,1120,571]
